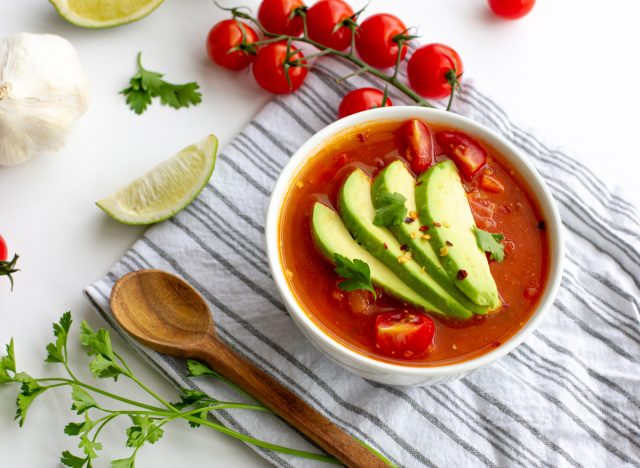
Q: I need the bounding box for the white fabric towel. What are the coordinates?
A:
[85,56,640,468]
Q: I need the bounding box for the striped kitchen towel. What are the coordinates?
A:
[85,56,640,468]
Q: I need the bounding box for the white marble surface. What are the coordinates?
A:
[1,0,638,466]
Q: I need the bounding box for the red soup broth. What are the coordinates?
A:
[279,119,550,366]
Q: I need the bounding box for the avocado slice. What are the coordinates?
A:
[415,160,501,309]
[311,202,438,312]
[338,169,478,319]
[372,160,487,315]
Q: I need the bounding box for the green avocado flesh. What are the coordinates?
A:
[372,160,487,315]
[338,169,476,319]
[415,160,501,309]
[311,202,438,311]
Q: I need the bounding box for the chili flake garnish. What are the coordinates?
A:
[538,220,546,231]
[419,225,429,232]
[433,222,442,228]
[400,244,408,251]
[439,246,449,256]
[416,181,423,186]
[409,210,418,219]
[404,217,415,224]
[446,240,453,247]
[421,234,431,240]
[383,243,388,250]
[457,269,468,280]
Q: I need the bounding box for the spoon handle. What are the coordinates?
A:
[195,336,388,468]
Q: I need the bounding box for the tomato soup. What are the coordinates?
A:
[279,119,550,366]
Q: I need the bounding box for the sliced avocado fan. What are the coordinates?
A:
[372,160,489,314]
[311,202,438,312]
[338,169,482,319]
[415,160,501,310]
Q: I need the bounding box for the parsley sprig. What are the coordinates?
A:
[121,52,202,115]
[1,312,380,467]
[373,192,408,227]
[475,228,506,262]
[334,254,377,299]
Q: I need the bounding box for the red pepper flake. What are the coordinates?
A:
[457,269,468,280]
[446,240,453,247]
[433,222,442,228]
[400,244,408,251]
[383,243,388,250]
[538,220,546,231]
[416,181,423,186]
[404,217,415,224]
[491,341,501,348]
[356,133,366,143]
[419,225,429,232]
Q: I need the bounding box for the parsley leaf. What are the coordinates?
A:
[475,228,506,262]
[71,386,97,415]
[186,360,219,378]
[334,254,376,299]
[121,52,202,115]
[60,451,88,468]
[111,456,136,468]
[125,415,164,447]
[373,192,408,227]
[0,338,17,384]
[45,311,72,364]
[15,378,45,426]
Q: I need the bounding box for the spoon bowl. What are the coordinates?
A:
[110,269,214,356]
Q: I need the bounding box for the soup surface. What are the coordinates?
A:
[279,119,549,366]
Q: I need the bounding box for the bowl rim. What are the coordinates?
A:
[265,106,564,377]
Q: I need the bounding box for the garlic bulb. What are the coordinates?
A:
[0,33,90,166]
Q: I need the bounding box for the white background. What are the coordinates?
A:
[1,0,639,466]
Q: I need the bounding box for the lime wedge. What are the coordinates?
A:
[49,0,164,28]
[97,135,217,225]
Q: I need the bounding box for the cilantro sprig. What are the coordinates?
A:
[373,192,408,227]
[1,312,375,467]
[475,228,506,262]
[334,254,377,299]
[121,53,202,115]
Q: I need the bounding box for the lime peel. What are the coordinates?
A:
[49,0,164,29]
[97,135,218,225]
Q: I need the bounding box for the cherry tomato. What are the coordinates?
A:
[307,0,354,51]
[338,88,392,119]
[0,235,7,262]
[374,311,435,358]
[355,14,409,69]
[397,119,434,173]
[488,0,535,19]
[436,131,487,180]
[206,20,259,71]
[407,43,463,99]
[252,42,308,94]
[258,0,306,36]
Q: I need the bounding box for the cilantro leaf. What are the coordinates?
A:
[475,228,506,262]
[126,415,164,447]
[15,379,46,426]
[71,386,97,415]
[45,311,72,363]
[333,254,376,299]
[80,322,115,359]
[120,53,202,115]
[0,338,17,384]
[373,192,408,227]
[88,354,123,381]
[60,451,88,468]
[65,414,97,436]
[186,360,218,378]
[79,434,102,460]
[111,456,135,468]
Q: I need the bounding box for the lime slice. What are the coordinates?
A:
[97,135,217,225]
[49,0,164,28]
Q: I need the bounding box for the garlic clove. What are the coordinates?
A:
[0,33,90,166]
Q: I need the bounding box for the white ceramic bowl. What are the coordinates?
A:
[265,106,564,386]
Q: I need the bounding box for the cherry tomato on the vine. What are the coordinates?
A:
[252,42,308,94]
[338,88,392,119]
[407,43,463,99]
[0,235,7,262]
[206,20,259,70]
[258,0,306,36]
[307,0,354,51]
[374,311,435,358]
[488,0,535,19]
[355,14,409,69]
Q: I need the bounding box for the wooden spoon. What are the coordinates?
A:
[110,269,387,468]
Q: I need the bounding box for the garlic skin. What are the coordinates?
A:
[0,33,90,166]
